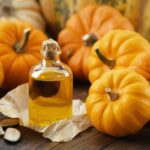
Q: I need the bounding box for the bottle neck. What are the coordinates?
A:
[41,55,60,67]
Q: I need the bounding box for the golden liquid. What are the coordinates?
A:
[29,70,72,126]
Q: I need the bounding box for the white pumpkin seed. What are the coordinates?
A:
[4,128,21,143]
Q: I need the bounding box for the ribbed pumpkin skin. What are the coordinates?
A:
[58,5,134,80]
[88,30,150,83]
[86,69,150,137]
[0,20,47,90]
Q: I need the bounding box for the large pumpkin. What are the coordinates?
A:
[88,30,150,83]
[86,69,150,137]
[39,0,145,37]
[0,0,45,30]
[58,5,134,80]
[0,20,47,90]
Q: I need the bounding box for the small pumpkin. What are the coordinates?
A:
[58,5,134,80]
[0,20,47,90]
[0,0,45,30]
[86,69,150,137]
[88,30,150,83]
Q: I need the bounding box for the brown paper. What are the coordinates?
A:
[0,83,91,142]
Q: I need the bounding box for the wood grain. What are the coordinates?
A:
[0,81,150,150]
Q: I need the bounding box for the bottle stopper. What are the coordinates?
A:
[41,39,61,57]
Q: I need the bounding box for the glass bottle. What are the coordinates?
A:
[28,39,73,127]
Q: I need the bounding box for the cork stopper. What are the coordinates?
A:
[41,39,61,57]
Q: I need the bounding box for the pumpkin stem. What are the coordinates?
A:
[105,88,119,101]
[13,28,31,53]
[95,48,115,68]
[82,33,97,46]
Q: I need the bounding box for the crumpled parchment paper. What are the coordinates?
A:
[0,83,92,142]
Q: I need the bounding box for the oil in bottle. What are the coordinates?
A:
[28,39,73,126]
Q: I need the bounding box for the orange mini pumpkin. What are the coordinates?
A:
[88,30,150,83]
[86,69,150,137]
[0,20,47,90]
[58,5,134,80]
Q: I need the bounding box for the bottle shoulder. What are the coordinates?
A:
[30,62,73,81]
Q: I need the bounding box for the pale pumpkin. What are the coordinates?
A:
[58,5,134,80]
[0,20,47,90]
[138,0,150,41]
[86,69,150,137]
[0,0,45,30]
[88,30,150,83]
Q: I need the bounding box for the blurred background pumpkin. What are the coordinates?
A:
[0,0,46,30]
[0,20,47,90]
[58,5,134,80]
[39,0,150,41]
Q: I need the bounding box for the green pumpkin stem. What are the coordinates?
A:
[95,48,115,68]
[105,88,119,101]
[82,33,97,46]
[13,28,31,53]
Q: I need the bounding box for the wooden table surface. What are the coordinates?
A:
[0,81,150,150]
